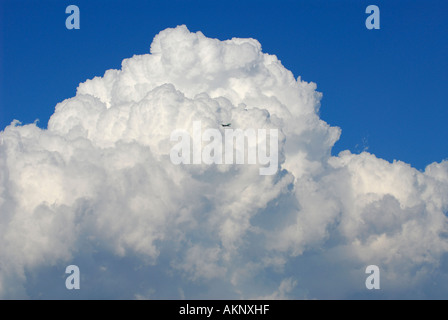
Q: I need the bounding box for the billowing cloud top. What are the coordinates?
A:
[0,25,447,299]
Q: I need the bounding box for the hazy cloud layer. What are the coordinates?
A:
[1,25,447,299]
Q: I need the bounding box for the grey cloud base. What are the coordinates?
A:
[0,25,447,299]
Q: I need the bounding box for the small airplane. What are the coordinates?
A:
[221,123,231,127]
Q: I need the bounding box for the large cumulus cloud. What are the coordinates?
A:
[0,25,447,299]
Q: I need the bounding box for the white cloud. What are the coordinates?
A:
[0,25,447,299]
[256,277,298,300]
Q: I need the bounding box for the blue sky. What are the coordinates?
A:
[1,0,448,300]
[1,0,447,169]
